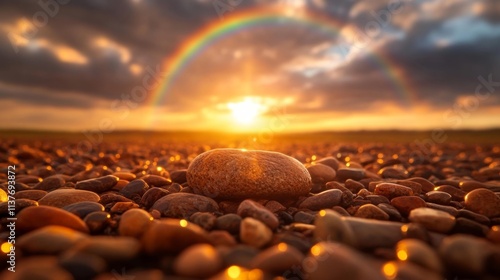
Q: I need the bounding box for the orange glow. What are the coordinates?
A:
[179,219,188,227]
[278,243,287,252]
[397,249,408,261]
[400,224,409,233]
[1,242,12,254]
[227,265,241,279]
[319,210,327,217]
[382,262,398,279]
[311,244,322,256]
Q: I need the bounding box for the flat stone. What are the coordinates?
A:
[62,201,104,219]
[75,175,119,193]
[355,204,390,220]
[70,236,140,262]
[142,219,209,255]
[307,163,336,184]
[408,177,435,192]
[186,149,312,200]
[425,191,452,205]
[141,174,172,187]
[34,175,65,191]
[250,243,304,274]
[112,171,137,181]
[18,225,88,254]
[409,207,456,233]
[453,217,490,236]
[464,188,500,218]
[336,168,366,181]
[15,189,47,200]
[390,196,426,217]
[426,202,459,216]
[315,156,340,170]
[17,205,89,233]
[378,203,403,221]
[434,185,466,201]
[374,183,413,200]
[118,208,154,238]
[395,180,422,194]
[0,199,38,217]
[151,193,219,218]
[237,199,279,230]
[299,189,342,210]
[38,189,100,208]
[344,179,365,193]
[240,217,273,248]
[173,244,223,278]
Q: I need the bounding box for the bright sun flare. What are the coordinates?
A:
[227,97,263,125]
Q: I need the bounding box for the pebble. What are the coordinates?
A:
[457,209,490,225]
[264,200,286,213]
[355,204,390,220]
[409,207,456,233]
[18,225,88,254]
[314,209,357,246]
[59,251,107,280]
[378,166,408,179]
[378,203,403,221]
[84,212,111,234]
[14,189,47,201]
[70,236,141,262]
[112,171,136,181]
[336,168,366,181]
[294,211,315,224]
[240,217,273,248]
[118,208,154,238]
[170,169,187,184]
[17,205,89,233]
[221,245,260,267]
[305,242,384,280]
[33,175,65,191]
[453,217,490,236]
[186,148,312,200]
[390,196,426,217]
[381,261,442,280]
[425,190,452,205]
[408,177,435,192]
[237,199,279,230]
[99,192,133,205]
[250,243,303,274]
[0,199,38,216]
[464,188,500,218]
[315,156,340,170]
[216,213,242,234]
[142,219,209,254]
[395,239,443,273]
[208,230,237,247]
[151,193,219,218]
[38,189,100,208]
[487,226,500,243]
[119,179,149,199]
[298,189,343,210]
[365,194,390,205]
[374,183,413,199]
[75,175,119,193]
[62,201,104,219]
[395,180,422,194]
[110,201,139,213]
[141,174,172,187]
[425,202,459,216]
[307,163,336,184]
[439,234,494,276]
[400,223,431,243]
[459,180,493,192]
[190,212,217,231]
[140,187,170,209]
[173,244,223,278]
[434,185,466,201]
[344,179,365,193]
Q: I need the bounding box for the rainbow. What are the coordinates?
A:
[148,8,416,109]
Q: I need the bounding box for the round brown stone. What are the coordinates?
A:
[374,183,414,200]
[465,188,500,218]
[391,196,426,217]
[38,189,100,208]
[186,149,312,200]
[17,205,89,233]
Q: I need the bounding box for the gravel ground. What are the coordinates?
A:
[0,138,499,280]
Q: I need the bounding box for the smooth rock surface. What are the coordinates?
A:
[18,225,88,254]
[17,205,89,233]
[187,149,312,200]
[299,189,343,210]
[464,188,500,218]
[151,192,219,218]
[240,217,273,248]
[118,208,153,238]
[409,207,456,233]
[173,244,223,278]
[38,189,100,208]
[237,199,279,230]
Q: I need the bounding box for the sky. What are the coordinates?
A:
[0,0,499,132]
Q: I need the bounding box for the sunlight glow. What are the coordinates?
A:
[227,97,265,125]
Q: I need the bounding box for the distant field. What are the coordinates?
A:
[1,129,499,145]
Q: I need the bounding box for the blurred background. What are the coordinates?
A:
[0,0,499,133]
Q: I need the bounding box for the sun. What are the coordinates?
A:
[227,97,264,125]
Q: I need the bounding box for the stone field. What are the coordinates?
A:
[0,136,499,280]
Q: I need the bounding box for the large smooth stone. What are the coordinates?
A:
[17,205,89,233]
[187,149,312,200]
[38,189,100,208]
[151,193,219,218]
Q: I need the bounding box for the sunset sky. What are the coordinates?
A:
[1,0,499,132]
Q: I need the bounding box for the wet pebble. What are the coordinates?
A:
[70,236,141,262]
[170,169,187,184]
[141,174,172,187]
[314,209,356,246]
